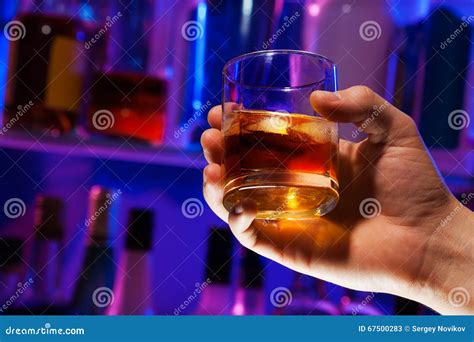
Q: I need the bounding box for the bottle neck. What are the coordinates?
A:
[28,239,61,304]
[107,249,153,315]
[232,286,265,315]
[193,283,233,315]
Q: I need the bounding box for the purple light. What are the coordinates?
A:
[308,3,321,17]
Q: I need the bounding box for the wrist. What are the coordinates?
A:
[412,197,474,314]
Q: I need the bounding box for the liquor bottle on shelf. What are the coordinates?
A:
[232,247,265,315]
[70,186,117,315]
[309,279,340,315]
[0,238,24,312]
[193,228,234,315]
[107,209,155,315]
[272,273,310,315]
[273,274,339,315]
[26,195,65,311]
[3,0,87,135]
[340,289,382,316]
[86,0,168,145]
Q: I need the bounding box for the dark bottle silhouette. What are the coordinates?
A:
[232,247,265,315]
[107,209,155,315]
[27,196,64,309]
[71,186,116,315]
[193,228,234,315]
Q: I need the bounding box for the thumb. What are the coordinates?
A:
[310,85,418,145]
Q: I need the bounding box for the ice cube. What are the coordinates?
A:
[245,113,291,135]
[289,120,337,144]
[223,116,240,136]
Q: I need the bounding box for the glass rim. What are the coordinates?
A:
[222,49,336,89]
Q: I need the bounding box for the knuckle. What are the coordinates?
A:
[354,85,376,104]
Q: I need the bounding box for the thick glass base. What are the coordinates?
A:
[223,171,339,219]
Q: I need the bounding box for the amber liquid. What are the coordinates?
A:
[88,71,167,144]
[223,110,339,219]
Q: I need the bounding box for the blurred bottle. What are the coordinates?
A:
[232,247,265,315]
[273,274,339,315]
[0,238,24,311]
[107,209,155,315]
[3,0,87,135]
[340,289,383,316]
[27,196,65,308]
[177,0,277,149]
[86,0,168,145]
[193,228,234,315]
[71,186,116,315]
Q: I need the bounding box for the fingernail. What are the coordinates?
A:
[233,203,243,215]
[315,90,341,101]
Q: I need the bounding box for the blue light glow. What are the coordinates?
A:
[192,1,207,111]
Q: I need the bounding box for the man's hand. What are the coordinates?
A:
[201,85,474,314]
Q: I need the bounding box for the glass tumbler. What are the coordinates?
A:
[222,50,339,219]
